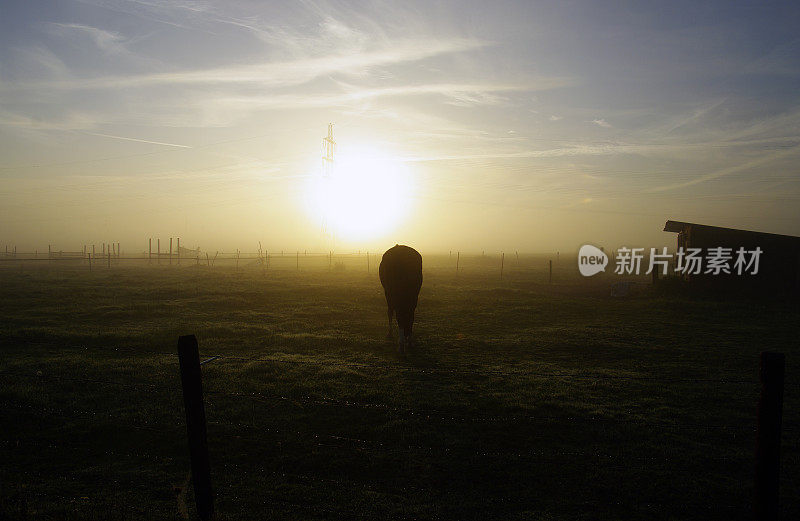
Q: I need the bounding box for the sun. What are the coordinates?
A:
[305,145,414,241]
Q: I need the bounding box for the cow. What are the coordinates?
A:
[379,244,423,353]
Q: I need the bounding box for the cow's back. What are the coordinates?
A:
[379,245,422,297]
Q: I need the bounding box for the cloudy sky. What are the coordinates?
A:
[1,0,799,252]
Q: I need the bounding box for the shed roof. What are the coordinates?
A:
[663,220,800,241]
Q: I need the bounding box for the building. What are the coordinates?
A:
[663,220,800,295]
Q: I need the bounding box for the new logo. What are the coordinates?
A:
[578,244,608,276]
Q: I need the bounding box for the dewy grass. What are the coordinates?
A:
[0,259,797,520]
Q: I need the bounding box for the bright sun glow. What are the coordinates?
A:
[305,146,414,241]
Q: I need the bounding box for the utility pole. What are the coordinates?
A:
[321,123,336,248]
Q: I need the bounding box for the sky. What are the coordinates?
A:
[1,0,799,254]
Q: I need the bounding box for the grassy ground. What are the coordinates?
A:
[1,256,798,520]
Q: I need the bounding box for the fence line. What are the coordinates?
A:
[1,401,183,435]
[0,356,761,385]
[2,347,785,518]
[205,389,759,432]
[189,353,762,384]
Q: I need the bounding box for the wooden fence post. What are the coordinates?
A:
[456,251,460,274]
[107,250,111,269]
[88,253,92,272]
[177,335,215,521]
[500,252,504,279]
[170,238,173,266]
[177,238,180,265]
[149,238,152,264]
[755,351,785,521]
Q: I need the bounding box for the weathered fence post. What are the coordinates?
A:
[177,335,215,521]
[755,351,785,521]
[177,238,180,265]
[456,251,460,274]
[107,250,111,269]
[170,238,173,266]
[88,253,92,272]
[149,238,152,264]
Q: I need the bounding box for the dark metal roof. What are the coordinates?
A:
[663,220,800,241]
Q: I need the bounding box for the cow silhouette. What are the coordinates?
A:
[379,244,422,353]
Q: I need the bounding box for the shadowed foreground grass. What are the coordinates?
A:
[1,258,798,520]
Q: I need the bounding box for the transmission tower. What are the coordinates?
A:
[322,122,335,177]
[320,123,336,245]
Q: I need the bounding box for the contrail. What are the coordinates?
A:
[648,142,800,193]
[80,131,191,148]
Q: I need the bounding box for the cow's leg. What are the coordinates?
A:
[405,310,414,349]
[386,302,394,340]
[397,324,405,354]
[397,309,410,354]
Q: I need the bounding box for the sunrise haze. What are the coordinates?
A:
[1,1,799,253]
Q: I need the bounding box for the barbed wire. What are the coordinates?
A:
[196,354,761,384]
[0,368,770,434]
[1,401,183,435]
[205,389,759,432]
[0,369,173,390]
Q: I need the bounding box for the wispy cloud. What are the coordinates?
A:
[217,80,571,111]
[79,131,191,148]
[6,38,490,91]
[45,23,129,55]
[591,118,611,128]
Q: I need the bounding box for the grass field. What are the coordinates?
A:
[1,256,798,520]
